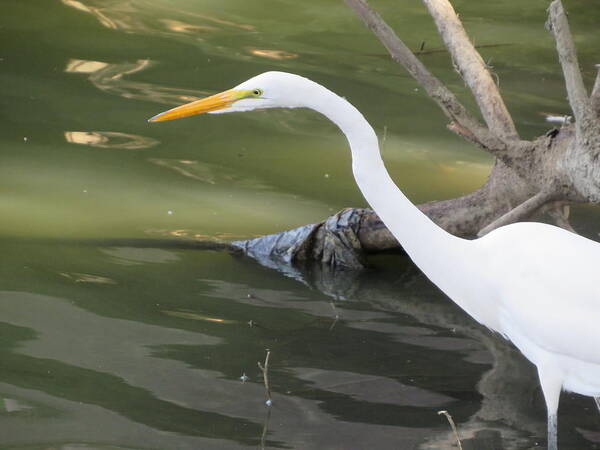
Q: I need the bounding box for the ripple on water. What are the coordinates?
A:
[100,247,180,265]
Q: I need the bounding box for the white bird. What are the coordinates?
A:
[149,71,600,449]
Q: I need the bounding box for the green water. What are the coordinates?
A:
[1,0,600,448]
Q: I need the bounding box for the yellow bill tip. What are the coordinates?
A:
[147,113,164,123]
[147,89,250,124]
[147,109,183,122]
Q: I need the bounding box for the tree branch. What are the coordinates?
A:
[591,64,600,116]
[422,0,519,142]
[477,190,557,237]
[344,0,509,155]
[547,0,598,140]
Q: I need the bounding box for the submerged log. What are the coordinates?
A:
[233,208,367,269]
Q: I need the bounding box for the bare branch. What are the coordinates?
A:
[591,65,600,116]
[422,0,519,142]
[477,190,557,237]
[547,0,598,139]
[344,0,509,155]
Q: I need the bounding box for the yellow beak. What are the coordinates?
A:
[148,89,238,122]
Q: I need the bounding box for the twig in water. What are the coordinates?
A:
[438,410,463,450]
[329,301,340,331]
[257,349,272,406]
[260,405,272,450]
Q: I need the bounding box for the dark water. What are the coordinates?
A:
[2,0,600,448]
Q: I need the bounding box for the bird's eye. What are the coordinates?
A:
[252,89,263,96]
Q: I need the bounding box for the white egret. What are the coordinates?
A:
[149,71,600,449]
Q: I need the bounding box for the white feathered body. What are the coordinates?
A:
[475,223,600,396]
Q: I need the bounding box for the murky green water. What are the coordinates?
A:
[2,0,600,448]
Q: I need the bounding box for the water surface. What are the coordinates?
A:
[2,0,600,448]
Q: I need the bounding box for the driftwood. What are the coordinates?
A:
[232,0,600,269]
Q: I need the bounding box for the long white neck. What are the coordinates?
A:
[303,81,490,326]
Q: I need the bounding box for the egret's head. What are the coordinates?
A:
[148,71,308,122]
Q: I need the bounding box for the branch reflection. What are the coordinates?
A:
[246,256,545,449]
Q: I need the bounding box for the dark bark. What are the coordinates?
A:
[233,208,367,269]
[231,0,600,269]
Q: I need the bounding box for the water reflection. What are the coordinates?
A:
[59,272,117,284]
[64,59,109,74]
[148,158,269,189]
[0,291,262,447]
[61,0,255,35]
[161,19,218,35]
[231,256,555,449]
[1,239,598,448]
[65,131,159,150]
[100,246,180,265]
[66,58,208,105]
[292,368,454,408]
[162,310,237,325]
[61,0,119,29]
[0,285,440,449]
[249,49,299,60]
[143,228,249,241]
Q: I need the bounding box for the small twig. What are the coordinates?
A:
[437,410,463,450]
[257,349,272,406]
[329,301,340,331]
[478,189,557,236]
[486,58,501,88]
